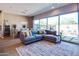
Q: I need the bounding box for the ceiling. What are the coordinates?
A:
[0,3,70,16]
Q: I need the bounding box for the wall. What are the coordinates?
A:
[3,12,28,31]
[0,12,33,38]
[0,12,3,37]
[0,13,2,25]
[34,3,78,20]
[27,16,34,29]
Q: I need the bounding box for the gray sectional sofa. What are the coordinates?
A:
[19,30,61,45]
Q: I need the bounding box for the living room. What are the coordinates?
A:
[0,3,79,56]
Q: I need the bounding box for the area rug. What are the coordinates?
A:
[16,41,79,56]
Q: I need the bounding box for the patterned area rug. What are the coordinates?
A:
[16,41,79,56]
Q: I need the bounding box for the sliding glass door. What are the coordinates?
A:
[33,12,79,44]
[60,12,79,44]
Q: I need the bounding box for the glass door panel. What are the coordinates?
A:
[48,16,58,35]
[33,20,40,31]
[40,18,47,30]
[60,12,79,44]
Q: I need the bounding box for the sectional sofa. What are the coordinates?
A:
[19,30,61,45]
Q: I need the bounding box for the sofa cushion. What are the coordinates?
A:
[45,30,56,35]
[24,36,36,41]
[35,35,43,40]
[22,35,43,45]
[44,35,60,43]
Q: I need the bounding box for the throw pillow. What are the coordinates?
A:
[38,30,46,34]
[22,32,27,37]
[22,30,30,37]
[29,30,32,36]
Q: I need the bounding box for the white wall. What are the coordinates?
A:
[3,12,28,31]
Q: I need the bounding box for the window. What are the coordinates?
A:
[40,18,47,30]
[33,12,79,44]
[60,12,78,44]
[48,16,58,34]
[33,20,40,30]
